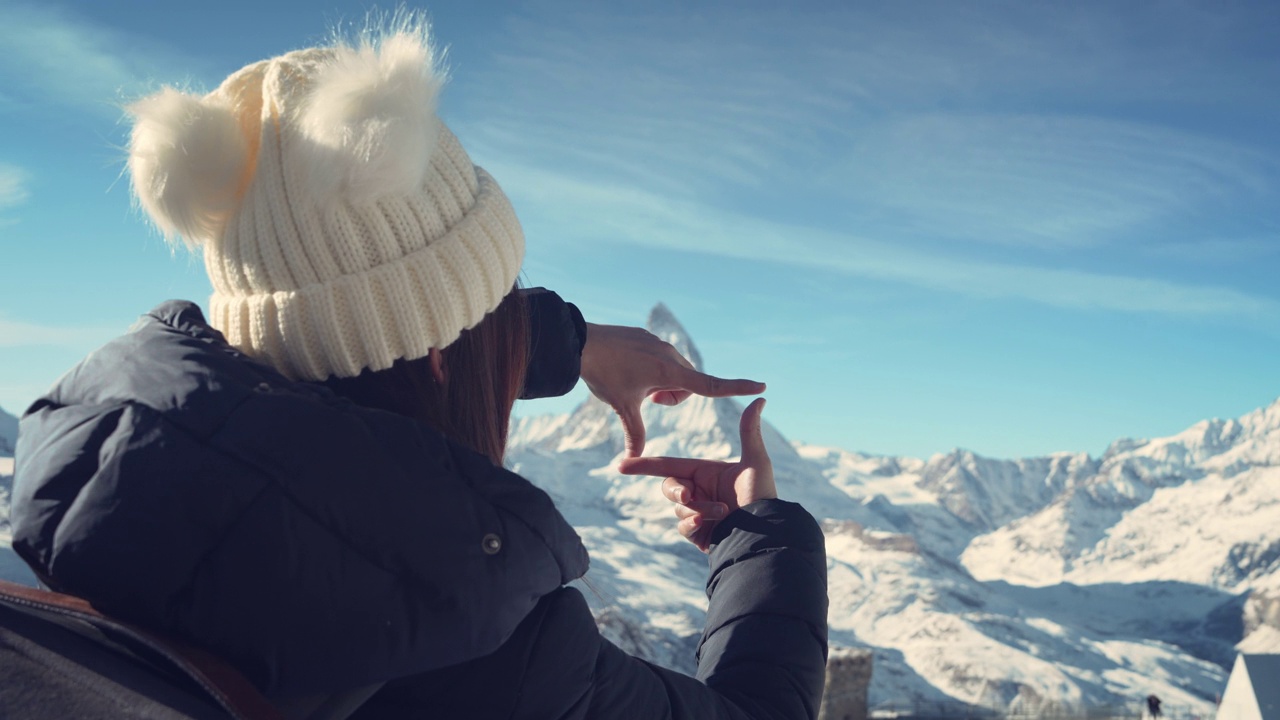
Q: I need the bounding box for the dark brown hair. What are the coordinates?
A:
[322,285,529,464]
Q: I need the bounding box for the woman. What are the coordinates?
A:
[10,23,827,720]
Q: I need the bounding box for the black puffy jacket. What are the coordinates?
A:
[12,294,828,719]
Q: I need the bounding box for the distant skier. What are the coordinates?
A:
[1147,694,1163,718]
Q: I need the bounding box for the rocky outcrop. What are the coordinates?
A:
[819,648,873,720]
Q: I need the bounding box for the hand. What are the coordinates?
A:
[617,398,776,551]
[580,323,765,457]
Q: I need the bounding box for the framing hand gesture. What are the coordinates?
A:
[580,323,765,457]
[618,398,777,551]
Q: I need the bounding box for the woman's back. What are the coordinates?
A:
[11,301,588,697]
[9,20,827,719]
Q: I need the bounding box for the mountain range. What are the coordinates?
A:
[0,405,16,457]
[0,404,32,585]
[507,304,1279,715]
[1,313,1276,713]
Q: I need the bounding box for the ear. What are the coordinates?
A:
[428,348,446,385]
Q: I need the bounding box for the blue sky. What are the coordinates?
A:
[0,0,1277,460]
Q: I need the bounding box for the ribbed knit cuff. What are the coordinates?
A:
[211,169,523,381]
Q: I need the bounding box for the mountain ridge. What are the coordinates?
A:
[508,305,1279,713]
[0,308,1272,711]
[0,405,17,457]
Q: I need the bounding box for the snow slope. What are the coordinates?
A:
[961,401,1280,591]
[0,405,17,457]
[508,305,1264,714]
[0,455,36,585]
[0,306,1267,707]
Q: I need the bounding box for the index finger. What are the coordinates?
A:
[675,366,766,398]
[618,455,713,478]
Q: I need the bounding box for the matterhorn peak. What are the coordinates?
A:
[646,303,704,373]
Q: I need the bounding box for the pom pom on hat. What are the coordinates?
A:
[297,30,444,205]
[124,20,525,383]
[128,88,249,246]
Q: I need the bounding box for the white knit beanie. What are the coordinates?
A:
[126,26,524,381]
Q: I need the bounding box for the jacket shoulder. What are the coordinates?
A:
[12,302,588,695]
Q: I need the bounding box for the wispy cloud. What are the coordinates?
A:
[0,315,114,349]
[835,113,1276,249]
[460,3,1279,255]
[489,158,1278,320]
[779,2,1280,113]
[0,0,201,115]
[1147,236,1280,265]
[454,2,1279,323]
[0,164,26,208]
[0,164,27,225]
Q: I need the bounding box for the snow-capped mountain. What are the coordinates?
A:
[0,307,1269,712]
[961,404,1280,592]
[0,405,17,457]
[508,305,1278,715]
[0,403,19,577]
[0,456,12,535]
[0,448,35,585]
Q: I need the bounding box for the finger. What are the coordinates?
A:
[687,518,717,552]
[696,520,716,548]
[619,455,720,478]
[654,349,694,404]
[662,476,696,504]
[739,397,769,465]
[675,367,766,399]
[678,514,708,539]
[651,389,692,406]
[615,401,646,458]
[674,501,729,520]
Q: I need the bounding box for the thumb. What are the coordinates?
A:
[651,389,691,406]
[616,401,647,458]
[738,397,768,465]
